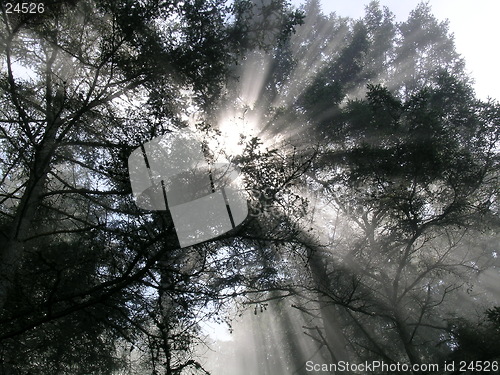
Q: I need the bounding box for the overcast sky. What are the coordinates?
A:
[290,0,499,101]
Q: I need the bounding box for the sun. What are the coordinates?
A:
[217,116,249,157]
[213,109,262,159]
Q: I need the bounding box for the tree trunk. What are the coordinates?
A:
[308,251,352,371]
[0,170,50,310]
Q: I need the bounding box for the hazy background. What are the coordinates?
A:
[291,0,500,101]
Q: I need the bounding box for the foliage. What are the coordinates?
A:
[0,0,498,373]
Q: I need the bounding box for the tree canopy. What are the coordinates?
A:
[0,0,498,374]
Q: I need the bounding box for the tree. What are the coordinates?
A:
[0,0,498,373]
[0,0,239,372]
[0,0,308,372]
[310,76,498,364]
[446,306,500,365]
[197,1,499,371]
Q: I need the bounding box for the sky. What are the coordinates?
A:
[290,0,500,101]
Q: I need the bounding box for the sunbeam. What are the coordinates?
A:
[1,0,498,373]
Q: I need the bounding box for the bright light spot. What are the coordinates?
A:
[9,61,37,81]
[200,320,233,342]
[216,110,260,158]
